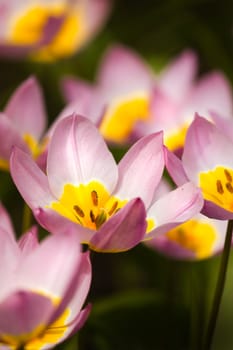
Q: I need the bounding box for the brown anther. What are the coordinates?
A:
[108,201,118,216]
[216,180,224,194]
[73,205,85,218]
[226,182,233,193]
[95,209,107,229]
[90,210,96,223]
[91,190,98,206]
[224,169,232,182]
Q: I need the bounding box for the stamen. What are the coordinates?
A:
[73,205,85,218]
[91,190,98,206]
[108,201,118,216]
[90,210,96,223]
[95,209,107,229]
[226,182,233,193]
[216,180,224,194]
[224,169,232,182]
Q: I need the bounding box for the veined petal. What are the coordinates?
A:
[4,77,47,140]
[182,115,233,184]
[158,50,197,103]
[114,132,165,207]
[146,182,204,239]
[47,114,118,198]
[90,198,147,252]
[10,147,54,210]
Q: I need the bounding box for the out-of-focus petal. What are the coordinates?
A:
[18,227,39,255]
[158,49,197,103]
[4,77,47,140]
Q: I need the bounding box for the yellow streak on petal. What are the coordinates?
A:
[100,94,149,143]
[199,166,233,212]
[164,123,188,152]
[166,219,217,258]
[146,218,156,234]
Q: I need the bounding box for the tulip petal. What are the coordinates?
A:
[90,198,147,252]
[0,291,54,337]
[61,77,95,103]
[165,147,189,186]
[182,115,233,184]
[47,115,118,197]
[97,45,153,97]
[18,227,39,255]
[0,203,15,239]
[10,147,54,209]
[4,77,47,140]
[146,182,204,238]
[159,50,197,103]
[114,132,165,207]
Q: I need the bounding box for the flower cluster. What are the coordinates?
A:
[0,2,232,348]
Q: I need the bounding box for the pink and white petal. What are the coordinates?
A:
[184,72,233,118]
[0,203,15,239]
[48,304,91,349]
[165,147,189,186]
[210,111,233,143]
[4,77,47,140]
[18,226,39,255]
[50,251,91,325]
[17,230,82,299]
[182,115,233,184]
[47,115,118,197]
[114,132,165,208]
[61,77,95,103]
[201,199,233,220]
[0,113,29,160]
[0,291,55,337]
[83,0,111,39]
[158,50,197,103]
[10,147,54,209]
[0,228,20,300]
[34,207,93,244]
[90,198,147,252]
[146,182,204,239]
[97,45,153,97]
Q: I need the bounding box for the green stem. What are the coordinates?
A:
[204,219,233,350]
[22,203,32,233]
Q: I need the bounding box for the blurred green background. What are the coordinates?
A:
[0,0,233,349]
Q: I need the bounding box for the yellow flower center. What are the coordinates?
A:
[164,123,188,151]
[199,166,233,212]
[100,93,150,143]
[0,292,70,349]
[9,4,85,61]
[166,219,217,258]
[51,181,127,233]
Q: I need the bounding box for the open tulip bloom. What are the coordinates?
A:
[0,0,110,61]
[61,47,233,152]
[0,222,91,349]
[10,114,203,253]
[166,114,233,220]
[145,181,228,260]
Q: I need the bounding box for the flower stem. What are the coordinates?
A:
[204,219,233,350]
[22,203,32,233]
